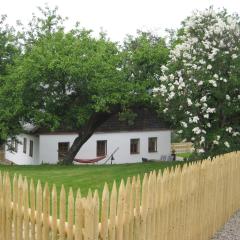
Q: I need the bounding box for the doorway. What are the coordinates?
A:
[58,142,70,161]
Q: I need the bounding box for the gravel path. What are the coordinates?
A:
[212,210,240,240]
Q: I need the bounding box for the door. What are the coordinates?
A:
[58,142,70,161]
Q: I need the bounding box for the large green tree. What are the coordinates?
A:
[2,7,169,164]
[154,8,240,157]
[122,31,169,85]
[0,15,20,144]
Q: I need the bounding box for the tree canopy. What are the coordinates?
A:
[0,7,169,163]
[154,8,240,157]
[0,15,20,144]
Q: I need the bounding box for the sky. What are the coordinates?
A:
[1,0,240,42]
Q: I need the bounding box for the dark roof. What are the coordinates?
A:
[95,109,170,133]
[32,108,170,135]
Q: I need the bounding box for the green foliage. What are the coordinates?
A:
[122,30,169,86]
[0,15,21,142]
[0,15,19,77]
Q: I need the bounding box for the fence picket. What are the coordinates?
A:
[59,185,66,240]
[75,189,83,240]
[109,181,117,240]
[43,183,50,240]
[51,184,57,240]
[12,174,18,240]
[2,173,6,240]
[128,176,135,240]
[93,190,99,239]
[100,183,109,240]
[67,188,74,240]
[30,179,36,240]
[5,173,12,240]
[23,177,29,240]
[123,178,131,240]
[17,175,23,240]
[116,179,125,240]
[36,180,42,240]
[134,175,141,240]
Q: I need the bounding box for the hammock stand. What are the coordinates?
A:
[74,156,106,164]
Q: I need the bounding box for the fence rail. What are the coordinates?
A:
[171,142,194,153]
[0,152,240,239]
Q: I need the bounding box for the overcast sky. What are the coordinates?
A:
[1,0,240,42]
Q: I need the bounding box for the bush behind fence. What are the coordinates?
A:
[0,152,240,240]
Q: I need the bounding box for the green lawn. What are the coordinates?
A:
[0,161,182,197]
[177,152,192,159]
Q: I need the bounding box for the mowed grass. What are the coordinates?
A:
[0,161,182,197]
[177,152,192,159]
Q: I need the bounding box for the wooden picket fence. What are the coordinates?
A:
[0,152,240,240]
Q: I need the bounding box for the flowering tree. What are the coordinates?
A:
[154,8,240,156]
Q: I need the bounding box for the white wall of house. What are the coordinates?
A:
[5,130,171,165]
[39,134,78,164]
[5,134,40,165]
[39,130,171,164]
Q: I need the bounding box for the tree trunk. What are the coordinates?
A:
[62,110,119,165]
[62,135,87,165]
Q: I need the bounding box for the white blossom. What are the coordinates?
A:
[163,108,168,113]
[187,98,192,106]
[209,80,217,87]
[181,121,188,128]
[207,64,212,70]
[206,108,216,113]
[169,92,175,99]
[200,96,207,102]
[231,54,237,59]
[207,123,211,127]
[226,127,233,133]
[161,65,168,72]
[226,95,231,100]
[159,75,168,82]
[213,140,219,145]
[152,87,160,93]
[198,81,203,86]
[224,141,230,148]
[192,127,201,135]
[232,132,240,136]
[200,136,205,144]
[192,116,199,123]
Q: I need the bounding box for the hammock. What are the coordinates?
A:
[74,155,106,164]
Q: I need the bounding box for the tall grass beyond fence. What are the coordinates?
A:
[0,152,240,240]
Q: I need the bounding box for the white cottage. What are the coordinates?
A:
[5,110,171,165]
